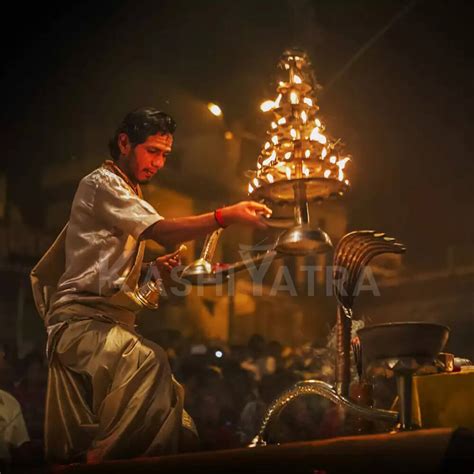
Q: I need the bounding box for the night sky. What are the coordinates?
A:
[1,0,473,267]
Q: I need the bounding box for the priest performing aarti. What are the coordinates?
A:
[30,107,271,463]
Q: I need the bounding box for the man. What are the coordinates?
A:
[31,107,271,463]
[0,389,30,467]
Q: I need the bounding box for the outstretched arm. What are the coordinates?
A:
[141,201,272,247]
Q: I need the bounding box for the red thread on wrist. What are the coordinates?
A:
[214,208,227,228]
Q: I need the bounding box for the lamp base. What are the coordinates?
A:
[275,224,332,256]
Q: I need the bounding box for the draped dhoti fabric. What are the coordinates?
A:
[45,316,194,463]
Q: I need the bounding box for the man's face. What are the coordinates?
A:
[121,132,173,184]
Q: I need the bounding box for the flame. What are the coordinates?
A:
[310,128,327,144]
[285,151,292,159]
[271,121,277,129]
[264,141,271,150]
[293,74,302,84]
[290,91,299,104]
[303,97,313,106]
[329,155,337,164]
[290,129,297,139]
[337,157,350,181]
[262,151,276,166]
[337,157,350,169]
[260,100,274,112]
[305,149,311,158]
[321,147,327,158]
[324,169,331,178]
[301,111,307,123]
[277,117,286,125]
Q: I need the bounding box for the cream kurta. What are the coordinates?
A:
[49,165,163,320]
[31,163,196,463]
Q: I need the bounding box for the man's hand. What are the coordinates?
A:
[152,248,182,294]
[221,201,272,229]
[154,248,181,274]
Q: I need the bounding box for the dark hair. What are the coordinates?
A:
[108,107,177,160]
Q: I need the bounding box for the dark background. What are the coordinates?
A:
[1,0,473,267]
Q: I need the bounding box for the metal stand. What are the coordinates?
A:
[250,380,397,447]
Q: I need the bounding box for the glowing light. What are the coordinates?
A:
[345,179,350,185]
[301,111,307,123]
[329,155,337,164]
[315,118,322,127]
[305,149,311,158]
[215,350,223,358]
[271,135,279,145]
[248,183,254,193]
[224,131,233,140]
[293,74,302,84]
[266,173,274,183]
[337,157,350,169]
[264,141,271,150]
[260,100,274,112]
[303,97,313,106]
[277,117,286,125]
[271,121,277,129]
[285,167,292,179]
[290,91,299,104]
[285,152,292,159]
[324,169,331,178]
[310,128,327,144]
[290,129,297,139]
[262,151,276,166]
[253,177,260,187]
[274,94,282,107]
[208,103,222,117]
[321,147,327,158]
[303,165,310,177]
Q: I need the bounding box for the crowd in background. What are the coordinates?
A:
[0,321,397,467]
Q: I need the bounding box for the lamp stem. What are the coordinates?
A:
[293,181,310,226]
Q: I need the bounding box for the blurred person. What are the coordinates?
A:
[0,389,30,468]
[30,107,271,464]
[241,334,277,381]
[0,343,15,393]
[13,351,47,443]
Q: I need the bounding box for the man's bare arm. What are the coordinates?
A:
[142,201,272,247]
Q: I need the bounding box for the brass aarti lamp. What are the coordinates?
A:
[247,49,350,255]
